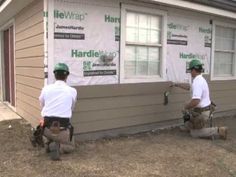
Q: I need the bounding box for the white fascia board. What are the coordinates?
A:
[0,0,34,27]
[150,0,236,19]
[0,0,12,13]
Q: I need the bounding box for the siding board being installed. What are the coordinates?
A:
[73,78,236,134]
[15,0,44,127]
[209,80,236,113]
[72,82,188,134]
[75,110,181,133]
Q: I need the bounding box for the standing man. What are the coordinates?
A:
[39,63,77,160]
[172,59,228,139]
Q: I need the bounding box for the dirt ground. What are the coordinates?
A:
[0,116,236,177]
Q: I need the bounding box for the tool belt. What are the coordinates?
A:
[44,117,70,128]
[44,117,74,141]
[193,105,211,113]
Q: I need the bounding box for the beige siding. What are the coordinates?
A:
[72,79,236,134]
[15,0,44,127]
[209,80,236,112]
[72,82,189,133]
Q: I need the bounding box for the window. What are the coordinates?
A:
[120,4,167,83]
[212,22,236,80]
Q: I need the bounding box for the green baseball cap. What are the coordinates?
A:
[53,63,69,74]
[188,59,203,71]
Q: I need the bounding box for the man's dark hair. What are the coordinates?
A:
[192,65,203,73]
[54,70,69,80]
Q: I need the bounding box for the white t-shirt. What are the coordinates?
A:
[39,80,77,118]
[191,75,211,108]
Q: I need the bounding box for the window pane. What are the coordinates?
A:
[138,14,148,43]
[139,28,148,43]
[150,16,161,30]
[125,10,163,79]
[125,61,136,76]
[126,13,137,27]
[137,47,148,61]
[214,25,236,78]
[126,13,138,42]
[215,37,234,51]
[148,61,159,75]
[150,16,161,44]
[216,26,234,39]
[139,14,148,28]
[137,47,148,75]
[125,46,135,61]
[125,46,136,76]
[126,11,161,44]
[136,61,148,75]
[127,27,137,42]
[150,30,161,43]
[149,48,160,75]
[214,52,234,76]
[215,26,235,51]
[149,47,159,61]
[125,46,160,77]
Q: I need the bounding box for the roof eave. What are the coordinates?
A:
[139,0,236,20]
[0,0,35,27]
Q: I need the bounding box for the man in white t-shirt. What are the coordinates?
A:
[39,63,77,160]
[172,59,228,139]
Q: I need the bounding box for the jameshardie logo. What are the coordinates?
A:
[180,52,207,60]
[54,9,87,21]
[71,49,117,59]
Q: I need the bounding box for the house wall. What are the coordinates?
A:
[73,79,236,135]
[69,1,236,136]
[208,80,236,112]
[73,82,189,134]
[10,0,236,139]
[73,74,236,137]
[15,0,44,126]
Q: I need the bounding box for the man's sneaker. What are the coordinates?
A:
[219,127,228,140]
[49,142,60,160]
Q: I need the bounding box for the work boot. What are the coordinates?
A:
[45,141,52,153]
[218,127,228,140]
[49,142,60,160]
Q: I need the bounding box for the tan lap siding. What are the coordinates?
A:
[15,0,44,126]
[209,80,236,112]
[73,79,236,134]
[73,82,189,133]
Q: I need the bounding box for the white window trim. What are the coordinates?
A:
[211,21,236,81]
[120,4,167,84]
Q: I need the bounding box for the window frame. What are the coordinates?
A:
[120,4,167,83]
[211,21,236,81]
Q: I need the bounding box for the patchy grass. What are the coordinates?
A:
[0,116,236,177]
